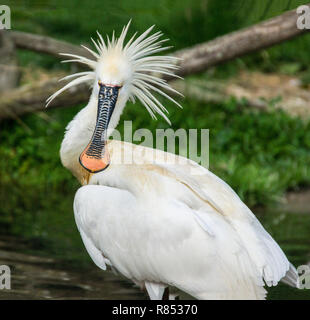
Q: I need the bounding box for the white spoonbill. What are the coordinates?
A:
[47,22,299,299]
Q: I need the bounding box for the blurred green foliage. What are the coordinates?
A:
[1,97,310,241]
[7,0,310,71]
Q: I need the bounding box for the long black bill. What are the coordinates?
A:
[79,84,120,173]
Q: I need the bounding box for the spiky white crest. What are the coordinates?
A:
[46,21,182,124]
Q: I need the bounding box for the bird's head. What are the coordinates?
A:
[47,21,181,173]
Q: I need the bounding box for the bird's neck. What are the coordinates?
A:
[60,94,128,184]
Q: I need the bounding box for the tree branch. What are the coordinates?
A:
[9,31,90,60]
[172,5,310,78]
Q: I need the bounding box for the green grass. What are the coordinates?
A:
[1,97,310,242]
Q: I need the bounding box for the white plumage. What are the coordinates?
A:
[50,22,299,299]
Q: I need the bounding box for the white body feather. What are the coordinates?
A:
[70,137,296,300]
[54,23,299,299]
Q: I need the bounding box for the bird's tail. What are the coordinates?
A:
[281,263,300,288]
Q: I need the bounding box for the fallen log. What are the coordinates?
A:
[0,79,90,120]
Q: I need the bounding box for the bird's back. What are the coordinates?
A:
[73,140,298,299]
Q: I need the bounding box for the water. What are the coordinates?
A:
[0,235,146,300]
[0,203,309,300]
